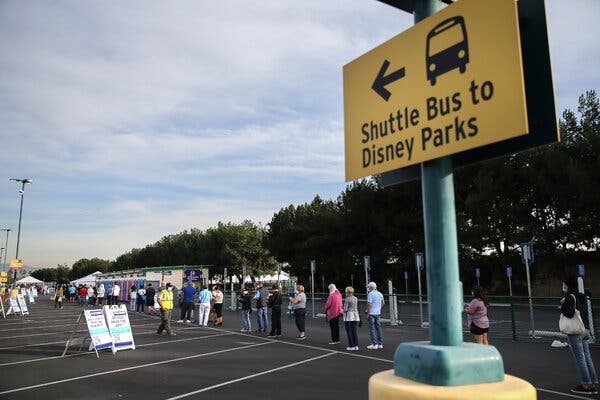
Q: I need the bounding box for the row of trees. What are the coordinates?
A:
[34,91,599,292]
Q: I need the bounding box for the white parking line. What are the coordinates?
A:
[204,326,393,364]
[0,341,272,394]
[0,330,233,366]
[164,352,337,399]
[0,320,157,332]
[536,388,593,400]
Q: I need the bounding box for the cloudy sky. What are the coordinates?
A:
[0,0,598,268]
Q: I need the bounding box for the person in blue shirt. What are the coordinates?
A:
[365,282,385,350]
[197,285,213,326]
[177,280,197,323]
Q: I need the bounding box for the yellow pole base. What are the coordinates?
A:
[369,370,536,400]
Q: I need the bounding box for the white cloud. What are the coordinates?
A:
[0,0,597,268]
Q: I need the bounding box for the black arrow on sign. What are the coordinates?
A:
[371,60,406,101]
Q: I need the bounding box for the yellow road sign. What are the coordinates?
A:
[0,271,7,283]
[9,258,23,271]
[344,0,528,181]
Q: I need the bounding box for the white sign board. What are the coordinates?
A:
[84,309,113,351]
[103,305,135,352]
[17,294,29,315]
[8,297,21,315]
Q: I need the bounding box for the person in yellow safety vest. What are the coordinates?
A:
[157,282,176,336]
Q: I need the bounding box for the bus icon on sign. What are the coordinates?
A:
[426,16,469,86]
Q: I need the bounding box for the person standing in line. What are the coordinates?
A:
[146,283,156,315]
[136,285,146,312]
[238,288,252,332]
[197,285,212,326]
[464,286,490,345]
[325,283,343,345]
[78,285,87,306]
[343,286,360,351]
[365,282,384,350]
[129,284,137,311]
[96,283,105,306]
[178,281,196,323]
[157,282,176,336]
[54,285,64,309]
[290,285,307,340]
[86,285,95,306]
[254,282,269,333]
[561,276,598,395]
[112,282,121,305]
[267,284,282,338]
[212,285,224,326]
[68,285,76,303]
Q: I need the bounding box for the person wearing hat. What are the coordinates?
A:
[157,282,176,336]
[178,280,197,323]
[365,281,384,350]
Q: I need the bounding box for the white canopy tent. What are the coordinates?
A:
[70,271,102,286]
[15,276,44,285]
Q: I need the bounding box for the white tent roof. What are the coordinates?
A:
[70,271,102,285]
[16,276,43,284]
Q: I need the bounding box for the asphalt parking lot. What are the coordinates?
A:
[0,297,597,400]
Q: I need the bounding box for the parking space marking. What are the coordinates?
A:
[0,331,234,367]
[0,341,272,395]
[205,326,393,364]
[164,352,337,399]
[536,388,592,400]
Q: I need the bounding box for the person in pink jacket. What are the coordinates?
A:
[325,283,344,345]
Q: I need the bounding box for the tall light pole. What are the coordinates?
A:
[10,178,32,288]
[0,248,4,271]
[1,229,10,272]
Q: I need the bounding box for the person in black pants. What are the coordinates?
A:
[267,284,283,337]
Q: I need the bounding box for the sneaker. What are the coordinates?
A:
[570,385,591,395]
[588,386,599,394]
[366,344,378,350]
[267,334,276,338]
[297,335,306,340]
[377,344,384,349]
[346,346,354,351]
[328,342,338,345]
[176,320,184,323]
[185,320,191,323]
[240,328,247,332]
[168,332,177,337]
[353,346,359,351]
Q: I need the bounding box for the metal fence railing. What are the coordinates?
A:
[221,289,598,344]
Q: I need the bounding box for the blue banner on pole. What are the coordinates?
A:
[415,252,424,271]
[506,267,512,277]
[364,256,371,272]
[404,271,408,280]
[578,264,585,277]
[475,268,480,278]
[310,260,316,275]
[520,242,534,264]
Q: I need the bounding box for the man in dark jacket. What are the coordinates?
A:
[267,284,283,337]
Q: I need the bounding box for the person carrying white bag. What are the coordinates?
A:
[560,276,598,395]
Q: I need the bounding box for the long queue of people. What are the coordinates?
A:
[170,280,388,352]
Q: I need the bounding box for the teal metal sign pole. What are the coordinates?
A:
[393,0,504,386]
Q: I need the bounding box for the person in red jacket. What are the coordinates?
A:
[325,283,344,345]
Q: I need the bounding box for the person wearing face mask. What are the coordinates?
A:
[561,276,598,395]
[464,286,490,345]
[157,283,176,336]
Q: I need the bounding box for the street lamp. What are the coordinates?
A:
[0,229,10,272]
[0,248,4,271]
[9,178,32,288]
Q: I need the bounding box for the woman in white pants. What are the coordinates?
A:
[197,285,212,326]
